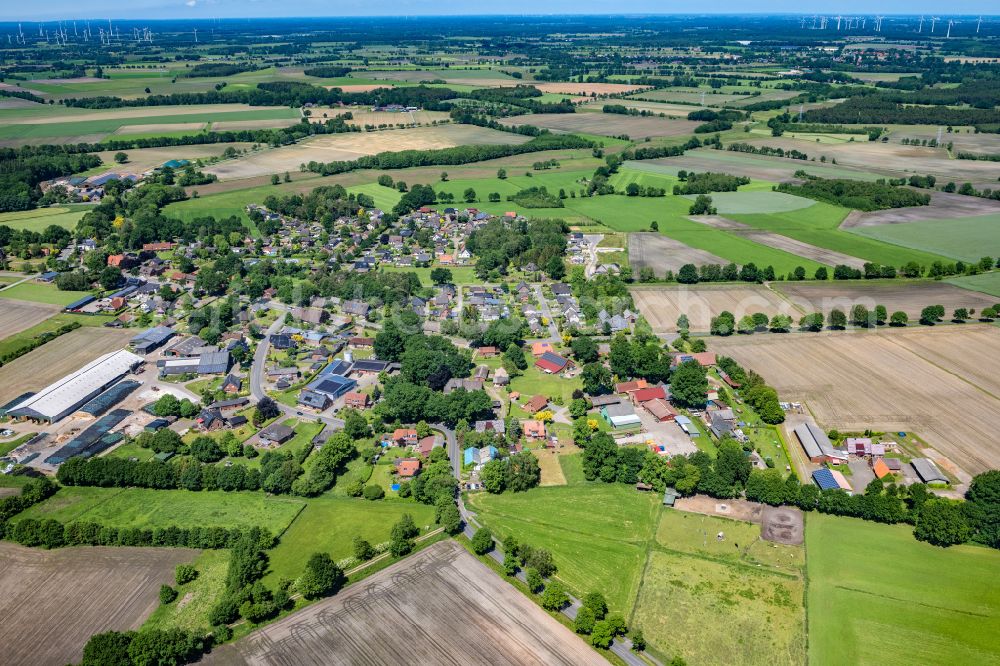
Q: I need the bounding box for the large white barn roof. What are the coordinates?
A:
[8,349,142,421]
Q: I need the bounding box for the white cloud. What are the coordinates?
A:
[185,0,197,6]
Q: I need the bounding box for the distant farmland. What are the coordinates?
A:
[507,112,702,139]
[204,125,531,180]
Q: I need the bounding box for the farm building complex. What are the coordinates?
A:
[6,350,143,423]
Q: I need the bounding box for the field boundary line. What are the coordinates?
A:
[830,583,992,618]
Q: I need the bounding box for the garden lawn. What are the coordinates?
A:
[0,283,91,306]
[0,207,85,232]
[730,202,951,267]
[263,495,436,585]
[851,213,1000,263]
[806,512,1000,666]
[466,484,660,613]
[15,487,305,535]
[509,364,582,407]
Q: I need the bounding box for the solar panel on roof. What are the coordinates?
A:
[812,468,840,491]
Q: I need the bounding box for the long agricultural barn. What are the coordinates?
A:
[6,349,143,423]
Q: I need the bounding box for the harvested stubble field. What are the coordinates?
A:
[330,109,450,126]
[204,540,604,666]
[0,326,133,404]
[631,284,796,332]
[204,125,530,180]
[842,191,1000,228]
[112,122,206,135]
[745,137,1000,182]
[95,143,256,173]
[531,81,648,95]
[772,280,998,320]
[0,542,198,666]
[710,325,1000,474]
[579,99,699,117]
[628,232,727,274]
[0,299,60,338]
[210,118,301,131]
[692,215,867,269]
[507,113,701,139]
[628,150,882,182]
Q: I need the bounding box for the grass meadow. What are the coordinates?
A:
[143,549,230,634]
[0,207,86,232]
[0,283,92,306]
[263,495,436,585]
[947,271,1000,298]
[16,487,305,534]
[466,484,660,613]
[632,510,806,666]
[851,213,1000,263]
[806,512,1000,666]
[731,202,952,267]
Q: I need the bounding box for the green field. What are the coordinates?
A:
[348,182,404,210]
[0,207,86,232]
[264,495,436,584]
[851,213,1000,263]
[948,271,1000,298]
[625,152,884,182]
[730,202,952,267]
[143,549,229,634]
[16,486,305,534]
[806,512,1000,666]
[0,107,301,141]
[0,283,92,306]
[631,510,806,665]
[683,190,815,214]
[466,484,660,612]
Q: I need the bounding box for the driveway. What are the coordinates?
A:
[848,459,876,494]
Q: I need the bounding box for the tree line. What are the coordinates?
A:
[776,176,931,212]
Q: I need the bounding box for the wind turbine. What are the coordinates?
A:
[835,15,843,30]
[193,28,198,43]
[918,16,925,33]
[930,17,939,33]
[947,19,958,38]
[976,17,982,34]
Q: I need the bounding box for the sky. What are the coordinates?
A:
[0,3,995,21]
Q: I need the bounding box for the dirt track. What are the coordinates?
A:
[204,540,603,666]
[0,542,198,666]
